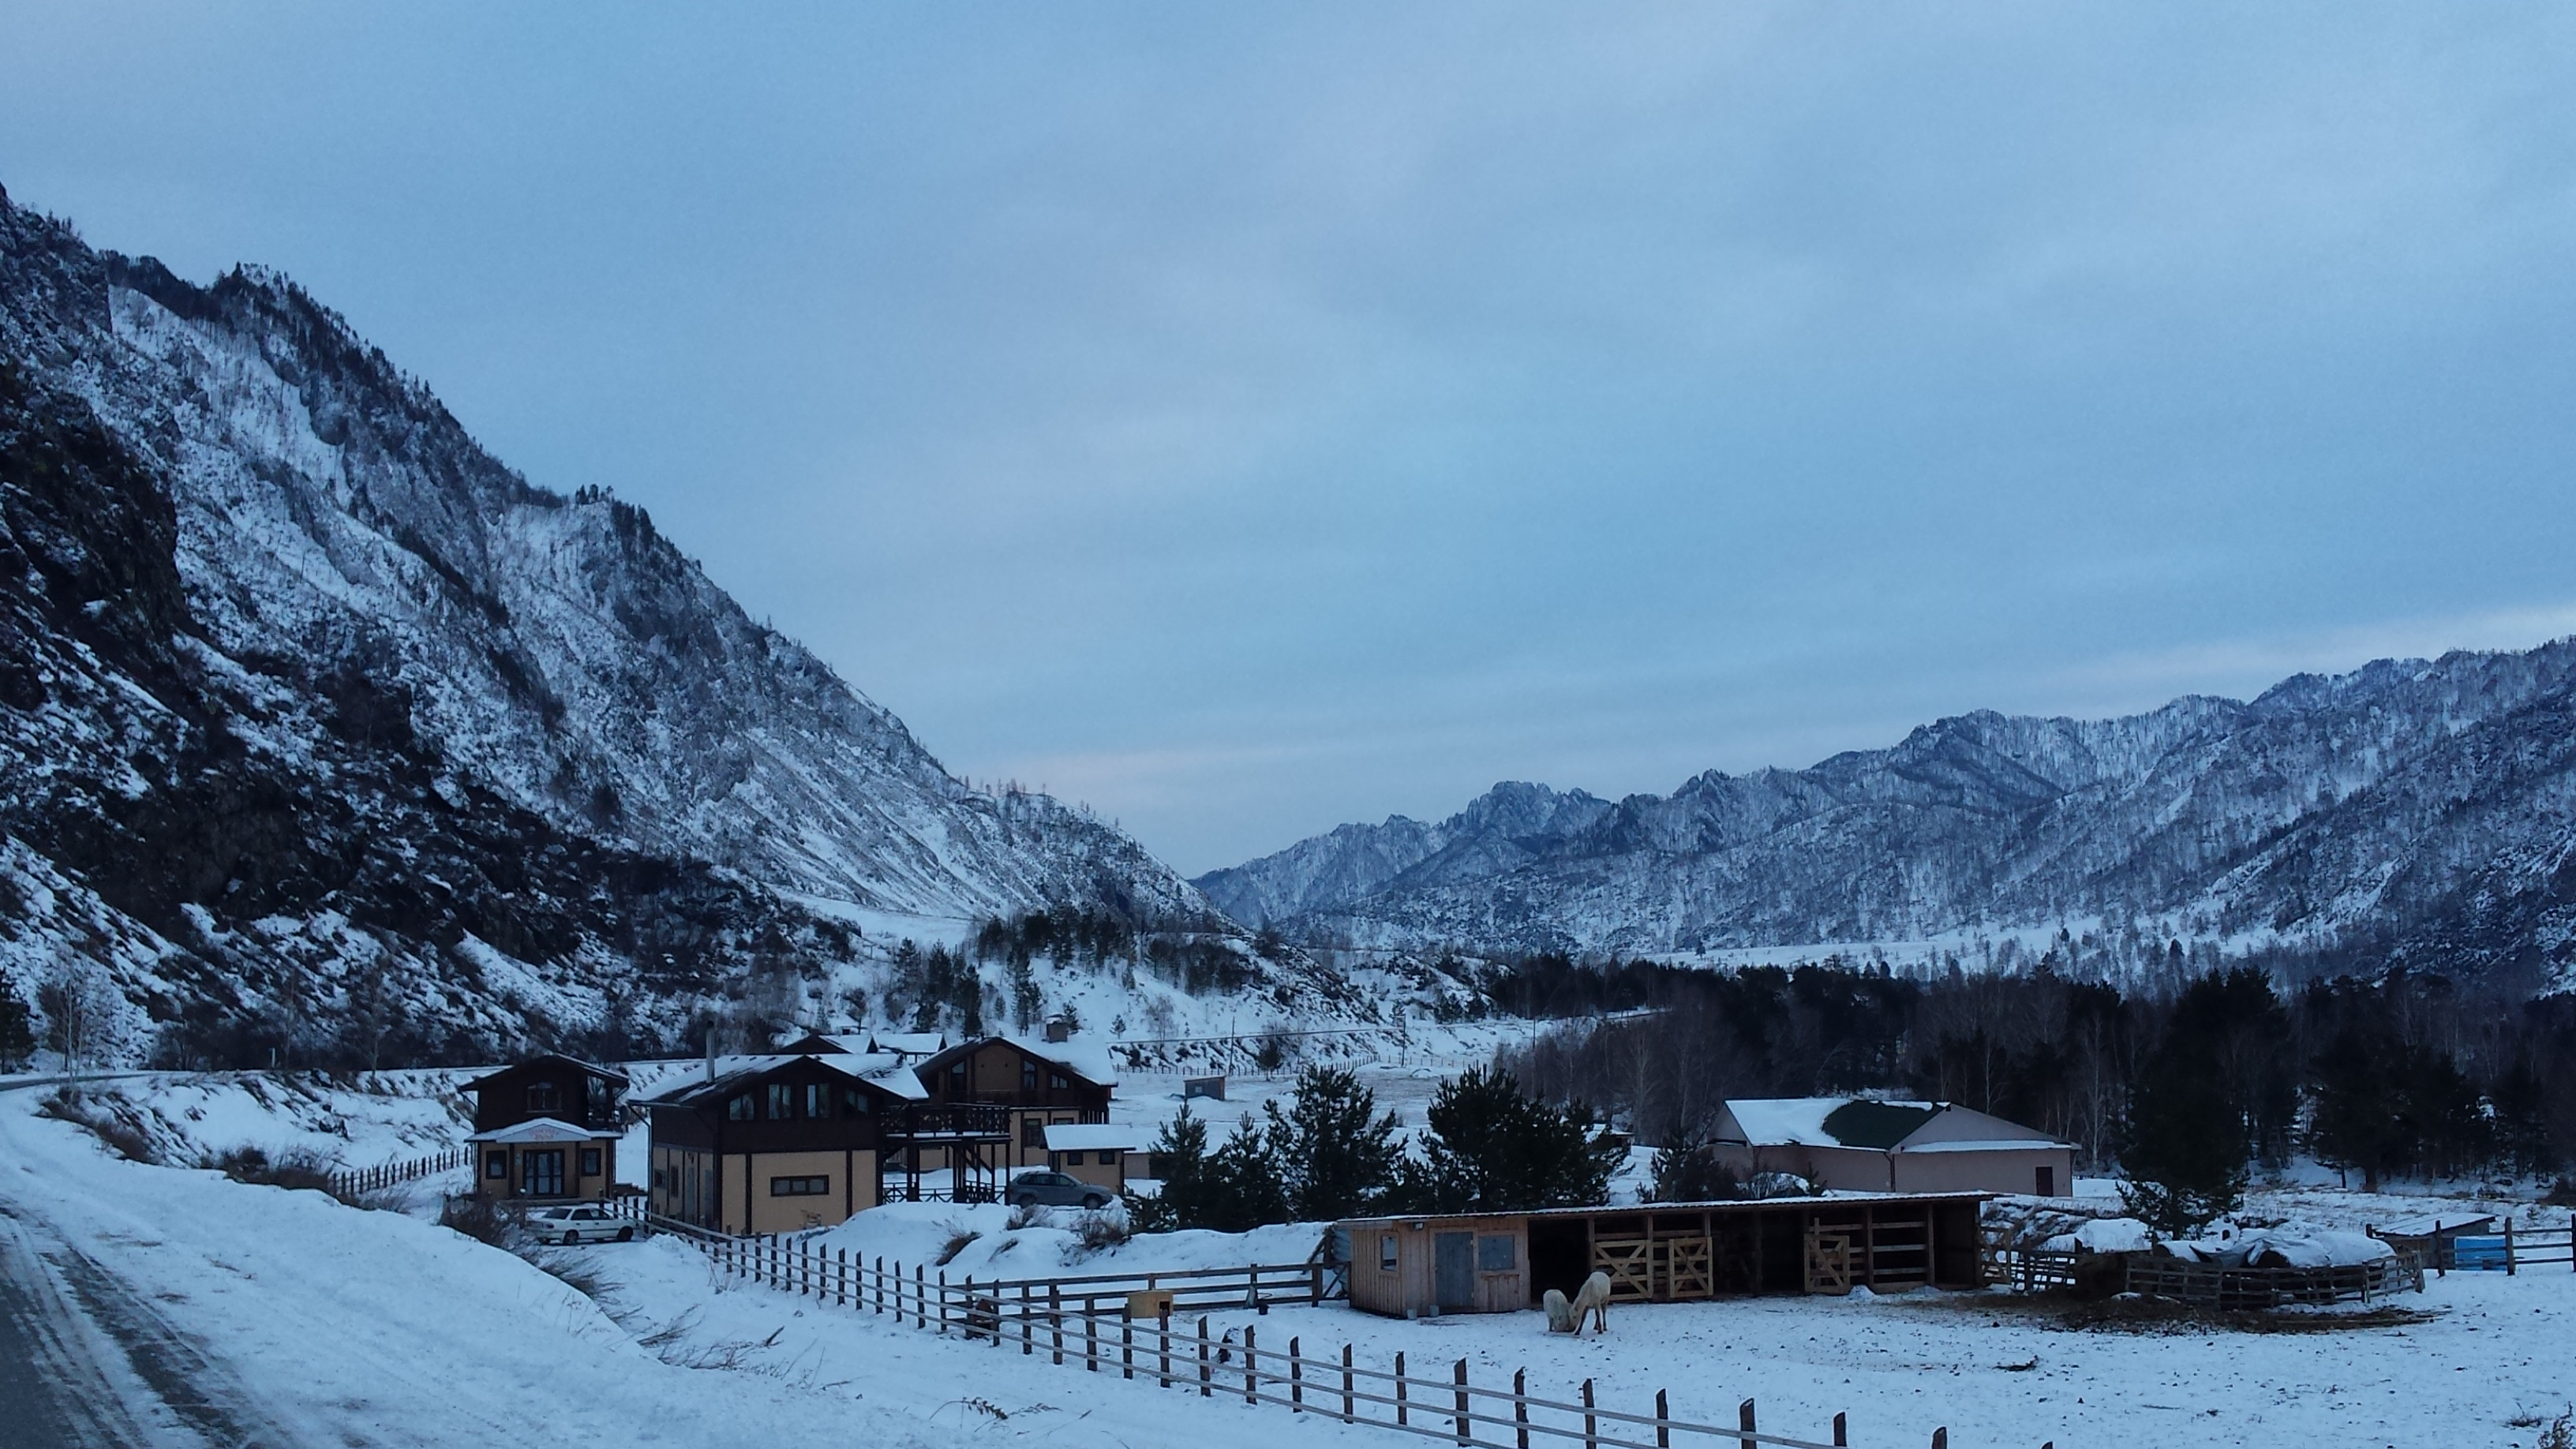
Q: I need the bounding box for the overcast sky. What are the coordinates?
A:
[6,5,2576,874]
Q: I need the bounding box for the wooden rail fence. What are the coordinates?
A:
[331,1147,470,1198]
[604,1202,2006,1449]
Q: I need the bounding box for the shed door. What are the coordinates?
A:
[1434,1232,1475,1312]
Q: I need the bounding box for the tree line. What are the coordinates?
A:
[1133,1064,1625,1232]
[1490,955,2575,1230]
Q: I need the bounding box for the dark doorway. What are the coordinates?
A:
[1434,1232,1474,1312]
[522,1149,566,1197]
[1528,1218,1591,1304]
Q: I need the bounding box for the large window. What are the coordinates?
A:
[803,1083,830,1119]
[1477,1235,1515,1271]
[727,1094,754,1121]
[840,1087,872,1117]
[586,1076,612,1122]
[526,1081,558,1113]
[522,1149,566,1197]
[767,1082,796,1119]
[581,1147,603,1178]
[1022,1061,1039,1092]
[769,1175,830,1197]
[1380,1234,1398,1272]
[1021,1117,1045,1149]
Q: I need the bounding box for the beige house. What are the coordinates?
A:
[1709,1098,2076,1197]
[460,1054,628,1202]
[642,1053,926,1235]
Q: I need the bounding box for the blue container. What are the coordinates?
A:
[2450,1235,2510,1271]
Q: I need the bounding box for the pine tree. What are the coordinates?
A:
[2118,971,2268,1233]
[1261,1065,1402,1220]
[1403,1067,1621,1213]
[0,972,32,1073]
[1129,1103,1210,1233]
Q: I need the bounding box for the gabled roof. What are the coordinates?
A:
[638,1052,927,1109]
[466,1116,609,1144]
[1719,1097,2069,1152]
[461,1052,630,1093]
[1820,1099,1941,1150]
[916,1035,1118,1090]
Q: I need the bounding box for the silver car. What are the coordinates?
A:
[526,1204,638,1245]
[1005,1170,1112,1211]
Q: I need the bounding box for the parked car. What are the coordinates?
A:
[526,1204,637,1245]
[1005,1170,1112,1211]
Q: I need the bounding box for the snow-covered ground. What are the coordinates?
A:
[11,1071,2576,1449]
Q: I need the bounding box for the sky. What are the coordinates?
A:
[6,4,2576,875]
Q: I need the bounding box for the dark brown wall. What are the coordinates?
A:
[469,1058,623,1133]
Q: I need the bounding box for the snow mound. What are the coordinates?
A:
[2039,1217,2153,1254]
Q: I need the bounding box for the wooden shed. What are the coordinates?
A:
[1336,1193,1987,1318]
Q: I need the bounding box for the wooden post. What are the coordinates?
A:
[874,1256,885,1313]
[1454,1358,1470,1445]
[1738,1398,1755,1449]
[1930,1430,1946,1449]
[1199,1316,1212,1397]
[1051,1285,1064,1365]
[1580,1378,1596,1449]
[838,1247,848,1309]
[1160,1312,1173,1388]
[1514,1369,1529,1449]
[2506,1219,2518,1276]
[1125,1317,1135,1380]
[1656,1389,1669,1449]
[1833,1410,1848,1447]
[938,1270,950,1334]
[1290,1335,1304,1411]
[1022,1284,1034,1355]
[1342,1342,1356,1422]
[1396,1351,1410,1427]
[1246,1324,1259,1403]
[915,1263,927,1329]
[1087,1304,1099,1371]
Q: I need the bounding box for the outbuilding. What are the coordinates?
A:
[1335,1193,1987,1318]
[1711,1098,2075,1198]
[1041,1122,1140,1195]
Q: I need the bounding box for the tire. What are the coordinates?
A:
[563,1231,581,1246]
[616,1226,635,1242]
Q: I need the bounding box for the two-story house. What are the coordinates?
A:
[912,1035,1116,1175]
[459,1054,628,1202]
[642,1053,930,1234]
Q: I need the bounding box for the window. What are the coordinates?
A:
[1023,1061,1039,1092]
[840,1087,871,1116]
[769,1175,830,1197]
[949,1061,968,1090]
[803,1083,830,1119]
[485,1151,507,1179]
[522,1149,566,1197]
[2035,1165,2056,1197]
[1099,1151,1118,1167]
[526,1081,558,1113]
[1477,1235,1515,1271]
[1380,1234,1398,1272]
[1021,1118,1045,1149]
[1050,1073,1069,1091]
[767,1082,796,1119]
[581,1147,603,1178]
[727,1094,755,1121]
[586,1076,613,1122]
[652,1167,668,1190]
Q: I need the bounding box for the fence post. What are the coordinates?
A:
[1738,1398,1755,1449]
[1022,1284,1034,1355]
[1290,1335,1304,1411]
[1123,1314,1135,1380]
[1160,1312,1174,1388]
[1087,1304,1099,1372]
[1580,1378,1595,1449]
[1199,1316,1213,1398]
[1656,1389,1669,1449]
[1930,1430,1946,1449]
[940,1271,951,1334]
[1246,1324,1259,1403]
[874,1256,885,1313]
[916,1264,927,1329]
[1514,1369,1529,1449]
[1454,1358,1470,1445]
[1397,1352,1409,1427]
[2506,1219,2517,1276]
[839,1248,848,1309]
[1051,1284,1064,1365]
[1833,1411,1848,1447]
[1342,1342,1355,1422]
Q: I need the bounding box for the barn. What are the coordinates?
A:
[1711,1098,2076,1198]
[1336,1193,1987,1318]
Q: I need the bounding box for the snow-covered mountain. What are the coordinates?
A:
[0,186,1256,1065]
[1200,647,2576,990]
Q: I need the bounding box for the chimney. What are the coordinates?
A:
[1044,1016,1071,1044]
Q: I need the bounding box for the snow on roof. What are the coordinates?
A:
[459,1053,629,1091]
[638,1052,927,1106]
[868,1032,949,1057]
[1043,1124,1141,1152]
[1722,1098,1939,1148]
[1899,1138,2076,1154]
[466,1116,607,1144]
[997,1034,1120,1088]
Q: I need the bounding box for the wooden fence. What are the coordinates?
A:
[2119,1252,2421,1309]
[330,1147,470,1198]
[2387,1222,2576,1275]
[604,1202,2007,1449]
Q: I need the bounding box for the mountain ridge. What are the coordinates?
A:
[1196,644,2576,989]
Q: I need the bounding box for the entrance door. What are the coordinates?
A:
[522,1149,566,1197]
[1434,1232,1475,1312]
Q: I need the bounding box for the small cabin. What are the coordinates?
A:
[460,1054,629,1201]
[1336,1194,1989,1319]
[1042,1122,1140,1195]
[1712,1099,2076,1198]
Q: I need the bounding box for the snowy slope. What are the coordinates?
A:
[1202,648,2576,987]
[0,185,1269,1066]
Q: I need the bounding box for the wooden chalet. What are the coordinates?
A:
[914,1035,1116,1175]
[1335,1193,1988,1318]
[460,1054,628,1202]
[644,1054,929,1234]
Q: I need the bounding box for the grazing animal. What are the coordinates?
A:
[1545,1273,1615,1335]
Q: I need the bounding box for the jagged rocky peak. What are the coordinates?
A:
[1200,642,2576,990]
[0,184,1286,1066]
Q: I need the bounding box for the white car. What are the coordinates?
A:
[526,1204,638,1245]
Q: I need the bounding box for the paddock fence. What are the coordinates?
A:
[331,1146,470,1198]
[601,1201,2009,1449]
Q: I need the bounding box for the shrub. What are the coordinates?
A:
[38,1091,159,1164]
[437,1193,522,1248]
